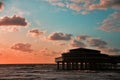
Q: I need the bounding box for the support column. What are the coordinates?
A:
[67,62,70,70]
[89,63,92,70]
[72,62,74,70]
[68,62,72,70]
[87,63,89,70]
[62,62,65,70]
[81,62,83,70]
[76,62,79,70]
[78,62,81,70]
[85,63,88,70]
[57,62,60,70]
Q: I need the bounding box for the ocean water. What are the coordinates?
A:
[0,64,120,80]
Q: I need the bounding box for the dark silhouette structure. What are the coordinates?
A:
[55,48,120,70]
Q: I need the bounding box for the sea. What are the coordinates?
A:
[0,64,120,80]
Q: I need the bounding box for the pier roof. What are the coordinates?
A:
[70,48,100,52]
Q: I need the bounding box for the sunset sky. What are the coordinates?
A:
[0,0,120,64]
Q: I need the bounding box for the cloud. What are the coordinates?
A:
[98,47,120,55]
[0,15,28,26]
[77,35,90,40]
[74,35,107,48]
[45,0,95,14]
[0,2,4,12]
[106,48,120,55]
[70,39,86,48]
[67,0,97,12]
[87,38,107,48]
[0,26,20,32]
[39,48,59,56]
[66,3,82,12]
[84,36,120,55]
[48,32,72,40]
[46,0,65,7]
[27,28,44,37]
[99,12,120,32]
[89,0,120,10]
[45,0,120,14]
[69,35,120,55]
[11,43,33,52]
[0,15,28,32]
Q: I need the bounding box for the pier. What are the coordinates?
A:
[55,48,120,70]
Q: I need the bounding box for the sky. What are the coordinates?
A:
[0,0,120,64]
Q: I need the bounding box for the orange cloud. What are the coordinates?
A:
[11,43,33,53]
[27,28,44,37]
[39,48,59,57]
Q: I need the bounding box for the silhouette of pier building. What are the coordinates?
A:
[55,48,120,70]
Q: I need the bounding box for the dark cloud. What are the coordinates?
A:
[99,12,120,32]
[11,43,33,52]
[68,35,120,55]
[70,39,86,48]
[87,38,107,48]
[48,32,72,40]
[0,2,3,11]
[28,28,44,37]
[0,15,28,26]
